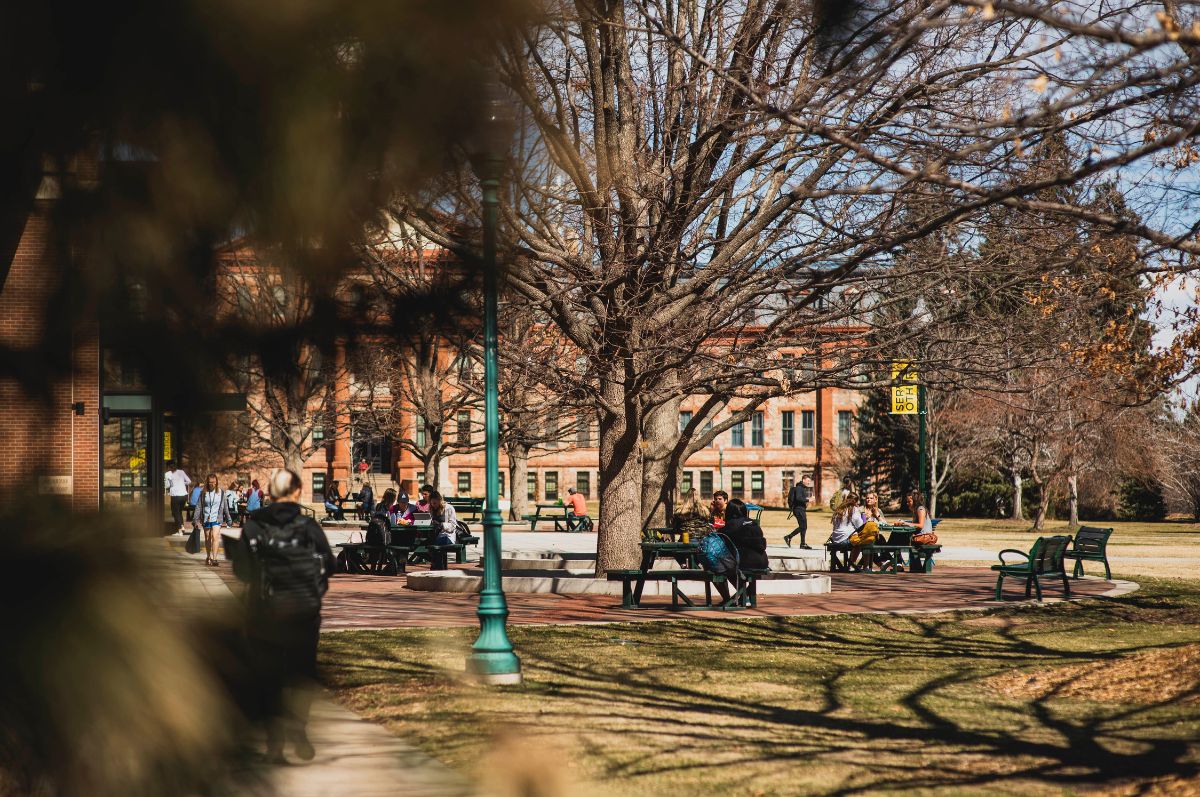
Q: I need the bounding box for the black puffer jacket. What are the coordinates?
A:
[720,517,770,570]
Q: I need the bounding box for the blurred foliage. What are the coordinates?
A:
[1,0,529,404]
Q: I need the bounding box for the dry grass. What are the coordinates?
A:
[986,643,1200,704]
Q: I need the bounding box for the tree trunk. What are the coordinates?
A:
[1067,473,1079,527]
[1010,453,1024,521]
[595,378,644,576]
[507,443,530,521]
[423,454,439,491]
[640,391,681,531]
[1032,482,1051,530]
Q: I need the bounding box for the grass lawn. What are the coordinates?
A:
[320,576,1200,796]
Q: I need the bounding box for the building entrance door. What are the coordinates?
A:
[102,412,151,510]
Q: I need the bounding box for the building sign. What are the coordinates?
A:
[891,385,918,414]
[38,475,73,495]
[891,360,919,382]
[163,431,173,461]
[129,448,146,472]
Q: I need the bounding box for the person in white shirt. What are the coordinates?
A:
[827,493,864,546]
[426,490,458,545]
[164,460,191,533]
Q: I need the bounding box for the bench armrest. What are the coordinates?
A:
[997,549,1029,565]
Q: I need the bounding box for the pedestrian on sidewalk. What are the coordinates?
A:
[234,467,334,764]
[193,474,233,567]
[784,474,813,549]
[164,460,191,534]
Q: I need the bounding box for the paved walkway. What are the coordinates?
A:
[154,539,471,797]
[319,566,1128,631]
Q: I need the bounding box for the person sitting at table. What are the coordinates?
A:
[860,491,887,566]
[358,481,375,520]
[323,480,345,521]
[827,493,864,550]
[416,484,435,513]
[392,492,415,525]
[710,490,729,528]
[563,486,587,527]
[711,499,769,602]
[375,488,396,519]
[899,490,933,534]
[671,488,712,542]
[426,491,458,545]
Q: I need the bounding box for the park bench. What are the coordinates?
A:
[388,525,467,569]
[447,497,484,524]
[991,535,1073,601]
[335,543,410,576]
[1062,525,1114,580]
[606,567,769,610]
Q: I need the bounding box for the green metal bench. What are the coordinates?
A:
[991,535,1073,601]
[1062,526,1114,579]
[447,497,484,524]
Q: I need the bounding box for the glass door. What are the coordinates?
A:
[102,413,150,509]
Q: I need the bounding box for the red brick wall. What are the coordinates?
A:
[0,204,101,508]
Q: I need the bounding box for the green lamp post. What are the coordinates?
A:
[465,81,522,685]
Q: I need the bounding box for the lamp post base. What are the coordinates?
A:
[465,654,523,685]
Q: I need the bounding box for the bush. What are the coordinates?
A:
[1117,479,1167,521]
[938,471,1017,518]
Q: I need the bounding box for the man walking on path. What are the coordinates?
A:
[784,474,813,549]
[164,460,191,534]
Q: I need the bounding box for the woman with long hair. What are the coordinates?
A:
[671,488,712,543]
[901,490,933,533]
[193,473,232,566]
[426,490,458,545]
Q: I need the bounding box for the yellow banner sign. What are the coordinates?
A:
[891,385,918,414]
[891,360,919,382]
[163,431,173,461]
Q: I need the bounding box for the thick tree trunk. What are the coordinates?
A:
[595,379,644,576]
[640,392,681,531]
[507,444,530,521]
[1032,481,1051,530]
[1010,455,1024,521]
[1067,473,1079,527]
[422,456,439,491]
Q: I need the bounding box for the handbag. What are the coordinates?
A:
[913,531,938,545]
[185,526,202,554]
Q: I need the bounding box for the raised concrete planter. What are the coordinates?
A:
[407,568,831,597]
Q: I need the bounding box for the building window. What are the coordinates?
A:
[801,410,815,447]
[527,472,538,501]
[456,411,471,446]
[679,410,693,433]
[120,472,134,502]
[731,421,745,447]
[313,424,325,444]
[499,471,506,497]
[681,471,694,494]
[545,416,558,449]
[782,470,795,502]
[457,471,472,495]
[415,415,426,448]
[700,470,714,497]
[730,471,745,499]
[545,471,559,501]
[576,416,592,447]
[312,472,326,502]
[576,471,591,498]
[751,471,765,501]
[781,411,795,447]
[838,410,854,446]
[119,417,133,450]
[751,411,764,447]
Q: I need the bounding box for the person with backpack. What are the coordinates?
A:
[193,474,233,566]
[703,499,769,603]
[783,474,813,549]
[233,468,334,764]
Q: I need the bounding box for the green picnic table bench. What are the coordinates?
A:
[335,543,410,576]
[387,525,468,569]
[447,497,484,524]
[522,503,589,531]
[604,539,769,610]
[824,526,942,573]
[1062,525,1114,579]
[991,535,1073,601]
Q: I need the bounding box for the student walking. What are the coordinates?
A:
[164,460,191,534]
[234,468,334,764]
[784,474,813,549]
[193,474,233,567]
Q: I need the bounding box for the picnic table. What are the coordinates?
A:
[335,542,410,575]
[825,523,942,573]
[605,538,767,610]
[522,503,590,532]
[447,497,484,524]
[386,522,467,569]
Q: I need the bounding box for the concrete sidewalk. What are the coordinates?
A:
[149,538,472,797]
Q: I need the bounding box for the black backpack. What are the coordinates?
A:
[247,516,325,617]
[365,515,391,546]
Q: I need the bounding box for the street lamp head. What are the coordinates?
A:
[468,77,517,168]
